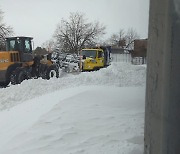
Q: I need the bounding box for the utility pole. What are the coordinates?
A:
[144,0,180,153]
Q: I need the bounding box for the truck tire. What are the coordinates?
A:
[10,68,26,85]
[0,81,10,87]
[45,65,59,80]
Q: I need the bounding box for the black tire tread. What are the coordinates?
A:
[10,68,26,85]
[46,65,59,80]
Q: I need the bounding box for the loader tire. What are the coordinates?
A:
[45,65,59,80]
[10,68,26,85]
[0,81,10,87]
[0,70,12,87]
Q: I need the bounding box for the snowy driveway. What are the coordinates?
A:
[0,62,146,154]
[0,86,145,154]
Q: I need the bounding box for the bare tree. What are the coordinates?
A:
[108,28,139,50]
[118,29,126,41]
[108,29,126,47]
[125,28,139,50]
[109,34,119,46]
[42,39,56,53]
[54,12,106,54]
[0,9,13,50]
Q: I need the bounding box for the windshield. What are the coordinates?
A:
[6,39,23,51]
[81,50,97,58]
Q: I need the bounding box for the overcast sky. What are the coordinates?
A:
[1,0,149,47]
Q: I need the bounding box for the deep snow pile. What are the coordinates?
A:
[0,62,146,111]
[0,86,145,154]
[0,62,146,154]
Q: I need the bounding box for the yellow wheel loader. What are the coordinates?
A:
[0,36,59,87]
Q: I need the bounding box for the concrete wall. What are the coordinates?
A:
[144,0,180,153]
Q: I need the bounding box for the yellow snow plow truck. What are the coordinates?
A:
[80,46,111,71]
[0,36,59,87]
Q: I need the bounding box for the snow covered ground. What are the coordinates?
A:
[0,62,146,154]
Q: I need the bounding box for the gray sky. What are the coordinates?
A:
[1,0,149,47]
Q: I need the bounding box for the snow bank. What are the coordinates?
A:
[0,62,146,111]
[0,62,146,154]
[0,86,145,154]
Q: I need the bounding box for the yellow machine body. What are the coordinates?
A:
[81,49,104,71]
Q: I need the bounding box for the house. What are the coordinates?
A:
[132,39,148,58]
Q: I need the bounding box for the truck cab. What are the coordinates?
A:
[6,37,33,62]
[80,46,111,71]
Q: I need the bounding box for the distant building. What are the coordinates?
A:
[132,39,148,57]
[111,47,125,54]
[111,47,130,54]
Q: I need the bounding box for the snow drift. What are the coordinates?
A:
[0,62,146,154]
[0,62,146,110]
